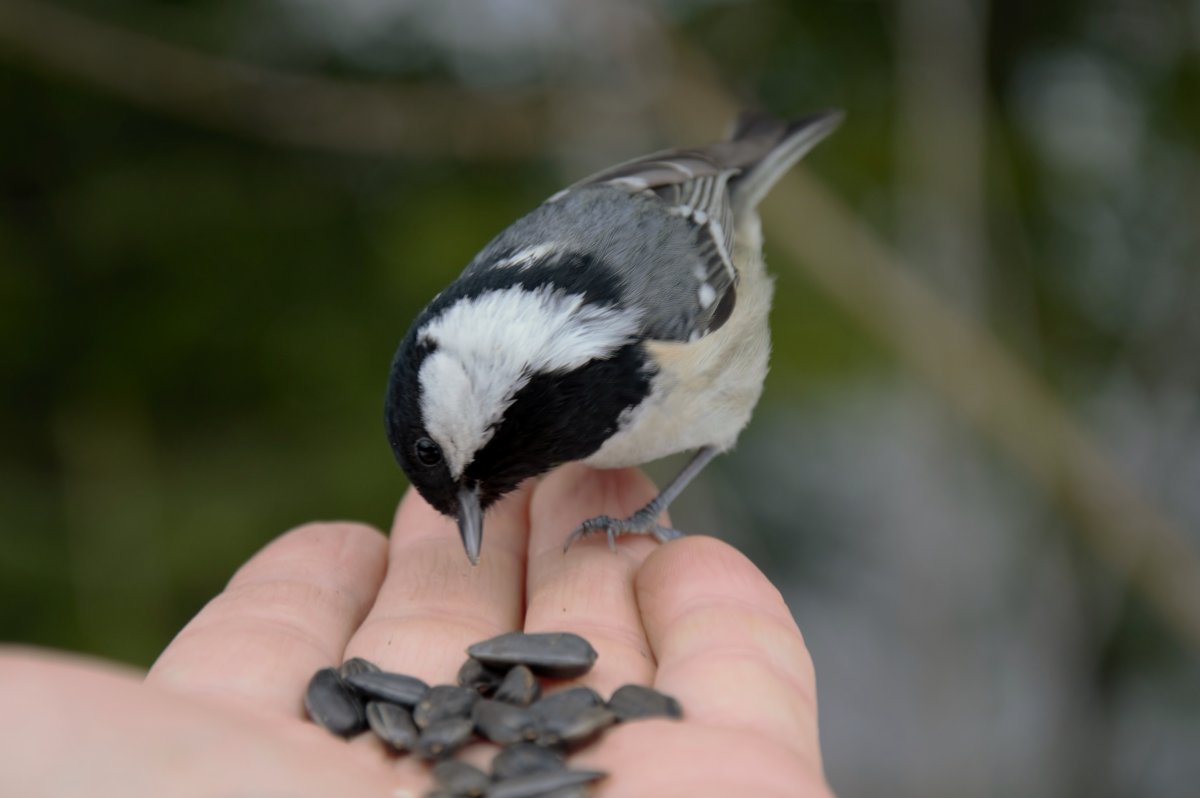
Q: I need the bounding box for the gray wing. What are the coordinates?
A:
[553,111,841,343]
[556,148,742,343]
[470,111,843,344]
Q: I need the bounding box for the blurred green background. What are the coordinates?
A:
[2,1,1199,795]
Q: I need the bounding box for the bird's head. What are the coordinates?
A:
[384,273,652,564]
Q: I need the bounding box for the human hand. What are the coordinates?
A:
[1,464,831,797]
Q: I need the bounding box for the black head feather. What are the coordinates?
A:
[384,253,653,519]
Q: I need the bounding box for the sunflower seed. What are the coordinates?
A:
[366,701,419,752]
[346,670,430,707]
[467,632,598,679]
[339,657,381,679]
[416,715,476,760]
[490,743,566,781]
[304,667,366,737]
[540,782,590,796]
[458,657,506,696]
[305,630,681,788]
[414,684,480,729]
[536,705,615,748]
[529,686,602,725]
[607,684,683,721]
[432,759,491,797]
[472,698,540,745]
[493,664,540,706]
[526,787,589,798]
[484,768,606,798]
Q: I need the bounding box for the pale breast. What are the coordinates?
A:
[583,222,773,469]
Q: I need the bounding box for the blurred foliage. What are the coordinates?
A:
[0,1,892,664]
[0,84,554,659]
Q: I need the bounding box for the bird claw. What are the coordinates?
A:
[563,510,683,553]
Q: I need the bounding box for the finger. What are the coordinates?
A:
[576,722,832,798]
[344,481,531,683]
[524,464,660,696]
[147,522,387,715]
[636,536,823,764]
[2,647,408,798]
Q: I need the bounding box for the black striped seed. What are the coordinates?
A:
[467,633,597,679]
[304,668,366,738]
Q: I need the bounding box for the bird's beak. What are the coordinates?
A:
[457,483,483,566]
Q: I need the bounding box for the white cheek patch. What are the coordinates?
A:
[417,351,495,479]
[417,286,642,479]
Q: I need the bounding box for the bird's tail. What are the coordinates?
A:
[728,110,843,218]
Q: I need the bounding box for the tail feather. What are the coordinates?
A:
[730,109,843,217]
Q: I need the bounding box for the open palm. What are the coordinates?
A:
[4,464,831,798]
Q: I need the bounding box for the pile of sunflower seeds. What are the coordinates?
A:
[305,631,682,798]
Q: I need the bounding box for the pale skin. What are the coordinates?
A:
[0,464,832,798]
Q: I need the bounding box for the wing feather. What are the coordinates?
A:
[516,111,842,344]
[555,149,741,341]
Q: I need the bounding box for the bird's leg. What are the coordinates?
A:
[563,446,721,552]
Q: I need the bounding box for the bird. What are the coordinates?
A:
[384,109,843,565]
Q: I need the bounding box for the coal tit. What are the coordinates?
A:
[385,110,842,564]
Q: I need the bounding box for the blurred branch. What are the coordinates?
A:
[664,53,1200,656]
[0,0,545,158]
[3,0,1198,652]
[895,0,989,310]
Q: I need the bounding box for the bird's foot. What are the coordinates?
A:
[563,506,683,553]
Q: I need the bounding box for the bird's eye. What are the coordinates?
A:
[414,437,443,467]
